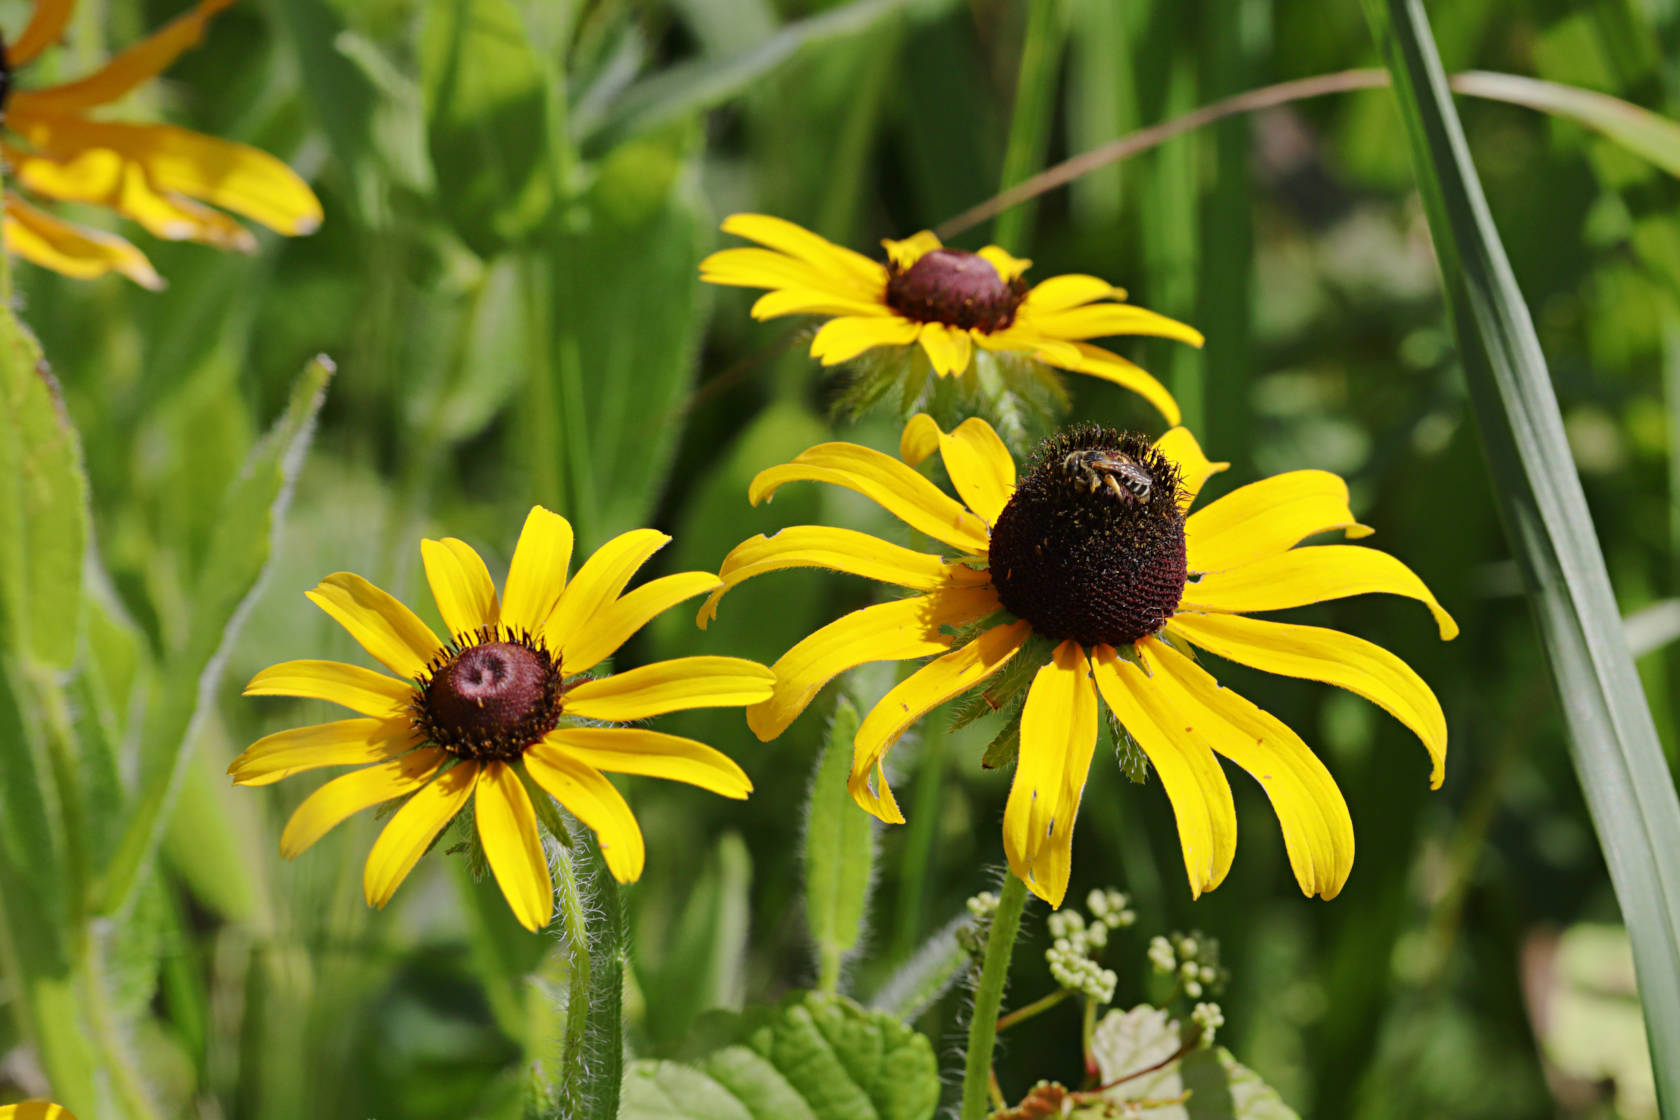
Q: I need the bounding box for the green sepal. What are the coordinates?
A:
[980,702,1024,771]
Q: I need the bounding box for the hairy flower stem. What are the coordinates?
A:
[554,844,591,1115]
[579,836,625,1118]
[960,872,1030,1120]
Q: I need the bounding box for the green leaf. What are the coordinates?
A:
[421,0,561,254]
[621,992,940,1120]
[0,315,87,670]
[1363,0,1680,1108]
[804,698,877,994]
[638,833,754,1050]
[97,357,334,916]
[1088,1006,1300,1119]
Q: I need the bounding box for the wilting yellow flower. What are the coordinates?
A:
[233,507,773,931]
[0,1105,75,1119]
[703,416,1455,907]
[0,0,322,287]
[700,214,1201,424]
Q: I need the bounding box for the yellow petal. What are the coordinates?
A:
[898,413,941,467]
[972,325,1085,367]
[901,414,1016,525]
[1185,470,1374,575]
[751,287,891,320]
[917,322,973,376]
[977,245,1031,282]
[11,0,75,65]
[749,441,990,555]
[808,314,921,365]
[564,656,776,721]
[523,746,645,881]
[882,230,942,269]
[244,659,412,718]
[8,116,321,236]
[1181,545,1458,640]
[501,506,574,635]
[1141,637,1354,899]
[422,537,500,640]
[544,528,669,653]
[1024,303,1205,347]
[3,191,161,289]
[306,572,442,680]
[229,717,415,786]
[1168,612,1446,788]
[1089,646,1237,898]
[565,571,722,674]
[1002,642,1098,908]
[363,762,479,908]
[545,726,751,799]
[701,525,980,627]
[1153,426,1228,511]
[10,0,237,115]
[720,213,886,291]
[747,584,1002,742]
[279,749,448,859]
[850,620,1032,824]
[475,761,553,931]
[1051,342,1182,426]
[0,1103,77,1120]
[700,246,878,299]
[1021,274,1124,312]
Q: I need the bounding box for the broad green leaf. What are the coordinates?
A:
[97,358,334,916]
[0,314,87,670]
[805,698,876,994]
[621,992,939,1120]
[1089,1006,1300,1120]
[868,913,969,1023]
[421,0,560,255]
[1364,0,1680,1107]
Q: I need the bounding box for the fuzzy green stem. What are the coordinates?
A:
[578,836,625,1119]
[992,0,1067,250]
[554,844,591,1115]
[960,872,1030,1120]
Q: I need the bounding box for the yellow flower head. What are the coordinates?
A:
[233,507,774,931]
[700,213,1203,426]
[1,0,323,288]
[702,416,1456,908]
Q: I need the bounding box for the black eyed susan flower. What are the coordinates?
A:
[0,0,322,288]
[701,416,1455,908]
[232,507,774,931]
[700,215,1202,428]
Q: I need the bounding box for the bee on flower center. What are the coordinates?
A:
[1062,448,1154,506]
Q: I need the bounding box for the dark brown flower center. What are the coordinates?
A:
[987,426,1187,647]
[414,631,563,761]
[884,248,1026,332]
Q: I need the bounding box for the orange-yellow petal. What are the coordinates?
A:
[3,191,162,289]
[917,322,973,376]
[1021,273,1125,313]
[0,1102,77,1120]
[545,726,752,799]
[363,762,479,908]
[720,214,886,292]
[543,528,668,653]
[1185,470,1374,574]
[279,749,448,859]
[976,245,1031,282]
[563,656,776,721]
[896,414,1015,524]
[564,571,723,674]
[421,537,500,639]
[475,761,553,930]
[229,717,415,786]
[700,246,879,300]
[882,230,941,269]
[11,0,75,65]
[1153,426,1228,511]
[244,659,412,719]
[1024,303,1205,347]
[305,572,442,681]
[501,506,574,635]
[808,314,921,365]
[1051,342,1182,426]
[1002,641,1098,908]
[523,746,646,882]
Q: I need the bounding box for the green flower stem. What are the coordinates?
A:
[579,836,625,1119]
[554,843,591,1116]
[960,872,1030,1120]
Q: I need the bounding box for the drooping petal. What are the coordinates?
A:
[229,717,415,786]
[1185,470,1374,574]
[421,537,500,639]
[363,762,479,908]
[808,314,922,365]
[1153,426,1228,511]
[10,0,237,115]
[1168,612,1446,788]
[564,656,776,721]
[545,726,751,799]
[882,230,941,269]
[1051,342,1181,426]
[1140,637,1354,899]
[976,245,1032,282]
[897,414,1017,525]
[972,325,1086,367]
[1024,303,1205,347]
[564,571,722,674]
[700,525,980,627]
[1180,545,1459,640]
[524,746,646,881]
[244,659,412,719]
[850,620,1033,824]
[543,529,669,652]
[749,442,990,555]
[279,749,448,859]
[1021,274,1125,313]
[748,584,1003,741]
[474,762,553,931]
[1002,642,1098,907]
[751,287,892,320]
[3,191,162,289]
[917,322,973,376]
[501,506,574,635]
[700,246,878,299]
[306,573,442,680]
[721,214,887,291]
[11,0,76,65]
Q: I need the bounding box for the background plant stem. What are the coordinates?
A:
[959,872,1029,1120]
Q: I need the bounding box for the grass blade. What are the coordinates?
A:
[991,0,1068,250]
[1363,0,1680,1107]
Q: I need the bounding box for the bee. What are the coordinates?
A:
[1063,448,1153,506]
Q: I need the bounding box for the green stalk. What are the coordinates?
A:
[578,836,625,1119]
[959,872,1029,1120]
[991,0,1067,250]
[554,844,591,1116]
